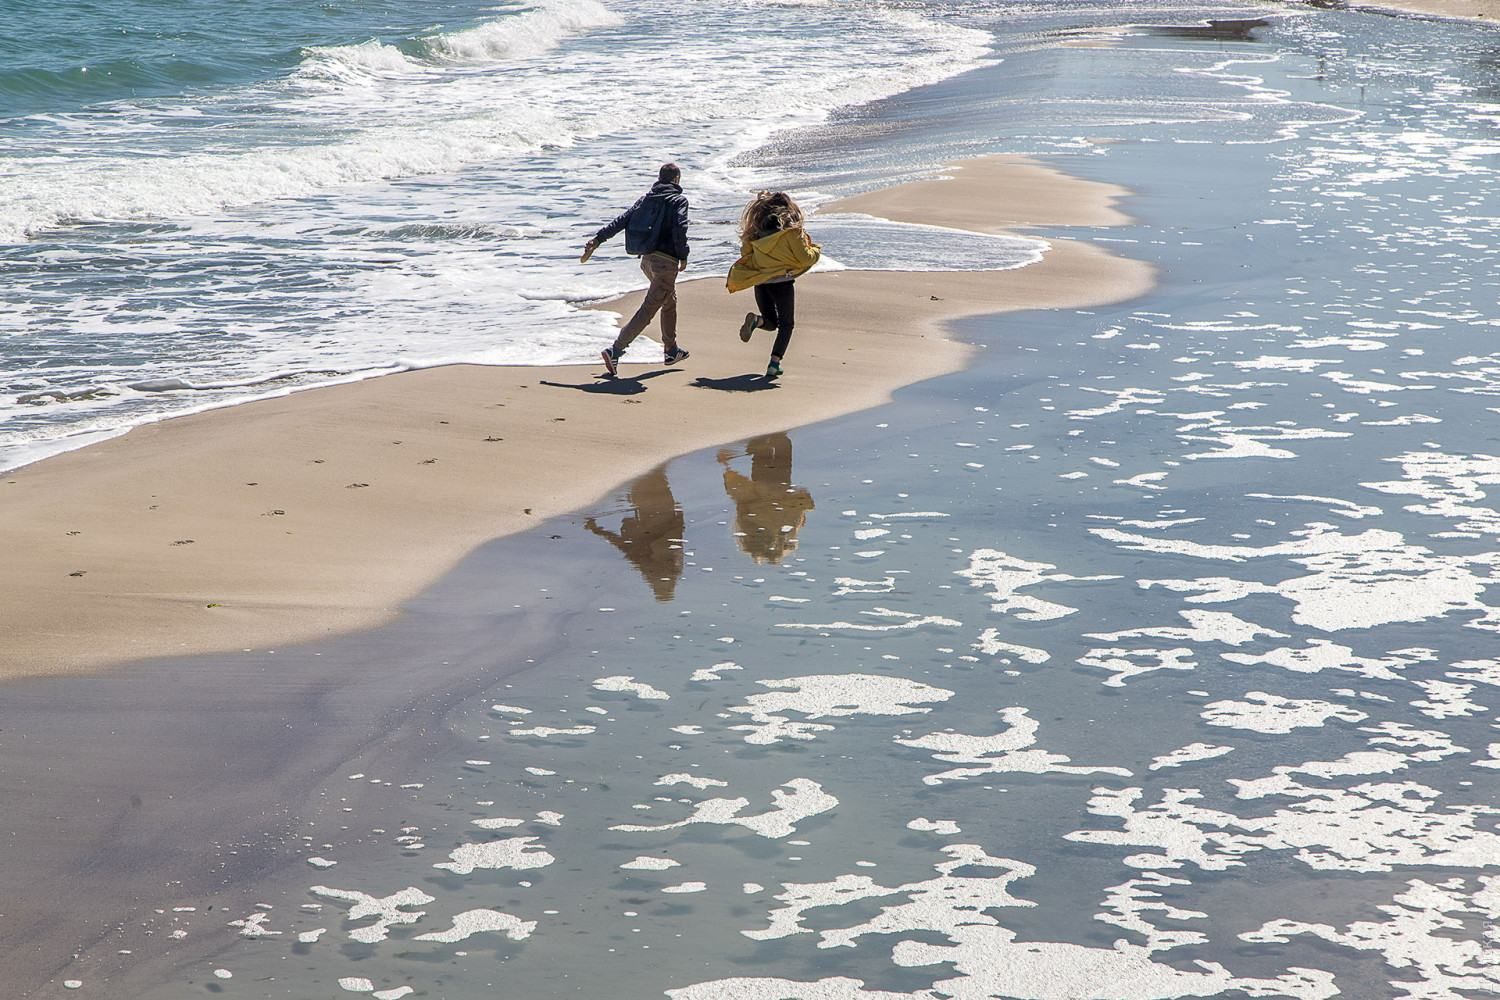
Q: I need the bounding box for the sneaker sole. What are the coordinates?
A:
[600,349,618,376]
[739,313,757,343]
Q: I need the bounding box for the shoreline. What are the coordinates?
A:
[0,155,1152,680]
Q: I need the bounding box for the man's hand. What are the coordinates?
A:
[678,258,689,273]
[580,239,598,263]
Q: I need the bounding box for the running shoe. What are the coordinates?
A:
[664,348,690,365]
[600,347,619,376]
[765,359,783,380]
[739,312,759,343]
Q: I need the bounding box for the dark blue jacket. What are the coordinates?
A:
[595,182,690,261]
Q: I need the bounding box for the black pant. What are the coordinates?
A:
[754,280,795,359]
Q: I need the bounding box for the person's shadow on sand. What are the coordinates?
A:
[692,374,780,393]
[539,369,683,395]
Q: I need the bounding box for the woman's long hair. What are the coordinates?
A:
[740,190,804,242]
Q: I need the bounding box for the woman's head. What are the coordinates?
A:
[740,190,804,240]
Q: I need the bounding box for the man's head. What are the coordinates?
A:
[658,162,681,185]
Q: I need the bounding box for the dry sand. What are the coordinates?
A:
[0,156,1152,679]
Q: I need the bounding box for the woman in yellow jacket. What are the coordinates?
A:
[726,191,820,380]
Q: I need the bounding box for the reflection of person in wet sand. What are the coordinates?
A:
[718,432,815,565]
[584,465,684,602]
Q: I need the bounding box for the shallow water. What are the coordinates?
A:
[7,0,1500,997]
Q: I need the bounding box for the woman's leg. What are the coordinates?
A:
[769,282,796,360]
[753,283,779,332]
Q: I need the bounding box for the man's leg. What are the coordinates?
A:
[613,255,677,356]
[655,256,679,355]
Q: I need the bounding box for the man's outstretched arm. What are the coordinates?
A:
[586,198,641,253]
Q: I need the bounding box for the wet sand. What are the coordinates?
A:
[0,156,1151,680]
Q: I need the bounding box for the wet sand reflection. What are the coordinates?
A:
[718,432,815,565]
[584,465,684,601]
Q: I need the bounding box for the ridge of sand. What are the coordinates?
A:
[0,156,1153,678]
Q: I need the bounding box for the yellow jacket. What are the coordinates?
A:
[726,227,822,293]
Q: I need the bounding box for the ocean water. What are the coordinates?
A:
[1,0,1007,471]
[7,0,1500,998]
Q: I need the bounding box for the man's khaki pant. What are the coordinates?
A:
[612,252,680,356]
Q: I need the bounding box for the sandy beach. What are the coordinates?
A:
[1358,0,1497,18]
[0,156,1151,680]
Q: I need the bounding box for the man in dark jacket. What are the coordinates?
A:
[585,163,691,376]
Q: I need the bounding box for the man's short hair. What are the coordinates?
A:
[658,162,681,184]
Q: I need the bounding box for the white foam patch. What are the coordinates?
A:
[509,724,596,738]
[832,575,897,596]
[432,837,556,875]
[662,882,707,894]
[907,818,961,835]
[620,856,681,871]
[611,778,836,839]
[690,661,742,682]
[228,912,281,937]
[1362,451,1500,537]
[897,708,1132,784]
[1078,646,1199,688]
[1149,744,1234,770]
[1067,386,1168,419]
[1410,679,1487,719]
[1096,872,1208,952]
[892,924,1335,999]
[728,673,953,745]
[593,676,670,700]
[1449,658,1500,687]
[776,606,961,634]
[1221,640,1431,681]
[1246,493,1382,519]
[745,845,1035,947]
[413,908,536,943]
[309,886,434,944]
[1244,877,1500,997]
[975,629,1051,663]
[1071,767,1500,874]
[656,773,729,790]
[473,817,526,830]
[669,979,916,999]
[1129,524,1499,632]
[959,549,1118,621]
[1230,723,1464,801]
[1086,610,1285,647]
[1201,692,1367,734]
